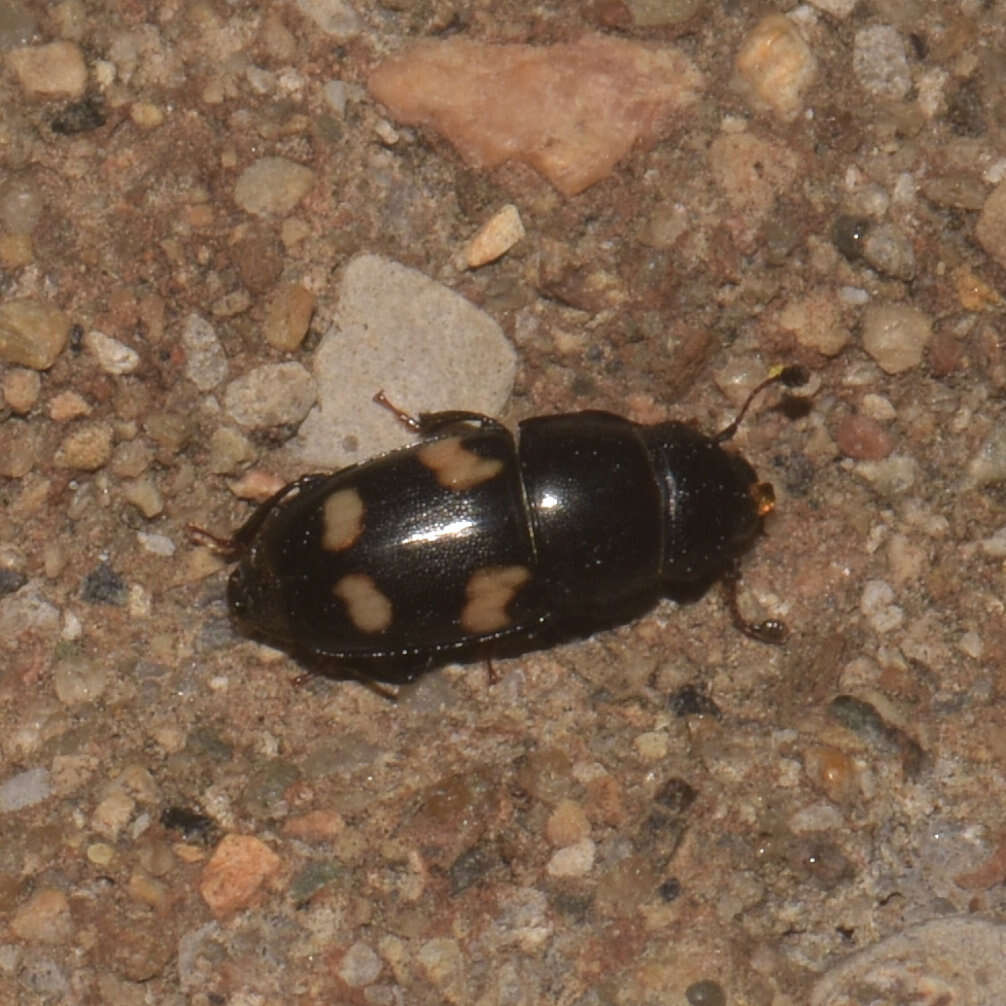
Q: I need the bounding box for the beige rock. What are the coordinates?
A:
[369,35,702,196]
[263,282,316,351]
[976,180,1006,272]
[464,204,525,268]
[736,14,816,121]
[11,888,72,944]
[0,298,71,370]
[7,41,87,98]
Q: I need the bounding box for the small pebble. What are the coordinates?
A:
[0,173,43,234]
[860,579,904,633]
[181,312,229,391]
[860,393,896,421]
[87,842,116,866]
[735,14,816,121]
[233,157,316,217]
[263,282,316,351]
[976,179,1006,271]
[84,329,140,375]
[545,799,591,847]
[137,532,176,557]
[802,745,859,803]
[546,836,595,877]
[11,889,72,944]
[130,101,164,129]
[52,655,108,705]
[295,0,363,40]
[0,766,51,811]
[952,265,1001,312]
[92,788,136,840]
[958,630,983,659]
[855,455,918,496]
[980,526,1006,559]
[862,222,916,281]
[48,390,92,422]
[634,730,669,761]
[200,833,282,919]
[282,809,346,841]
[81,562,127,605]
[1,366,40,413]
[861,303,932,374]
[224,361,315,429]
[853,25,911,100]
[128,871,170,909]
[208,426,255,474]
[834,414,893,460]
[0,298,71,369]
[416,938,466,1002]
[965,425,1006,488]
[338,941,382,987]
[464,204,525,268]
[777,290,850,357]
[806,0,857,15]
[7,41,86,98]
[122,476,164,518]
[109,439,154,479]
[55,421,115,470]
[685,978,726,1006]
[0,231,32,267]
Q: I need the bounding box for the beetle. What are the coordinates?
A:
[195,366,808,683]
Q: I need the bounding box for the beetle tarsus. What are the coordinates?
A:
[373,389,423,432]
[186,523,240,559]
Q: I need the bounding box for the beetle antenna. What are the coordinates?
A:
[714,365,809,444]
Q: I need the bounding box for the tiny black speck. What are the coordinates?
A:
[0,568,27,597]
[668,684,721,719]
[160,806,217,843]
[51,95,106,135]
[81,562,127,605]
[685,979,726,1006]
[653,777,698,815]
[449,843,499,896]
[657,877,681,902]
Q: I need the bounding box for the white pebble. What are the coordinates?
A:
[853,25,911,100]
[860,580,904,633]
[546,837,595,878]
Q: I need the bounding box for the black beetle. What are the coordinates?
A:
[195,366,808,683]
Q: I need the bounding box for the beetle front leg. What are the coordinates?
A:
[373,390,507,436]
[721,564,788,644]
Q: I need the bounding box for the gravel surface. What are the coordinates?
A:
[2,2,1005,1004]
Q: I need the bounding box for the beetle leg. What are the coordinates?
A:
[373,389,423,431]
[373,389,507,435]
[186,523,240,558]
[721,563,788,644]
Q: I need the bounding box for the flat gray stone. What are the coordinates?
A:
[811,917,1006,1006]
[293,254,516,468]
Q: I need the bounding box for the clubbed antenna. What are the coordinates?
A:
[714,365,809,444]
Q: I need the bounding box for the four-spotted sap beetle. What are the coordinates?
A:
[198,366,809,683]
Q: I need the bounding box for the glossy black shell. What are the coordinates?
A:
[222,408,770,681]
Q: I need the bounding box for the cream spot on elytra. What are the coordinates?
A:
[417,437,503,491]
[321,489,365,551]
[460,565,530,634]
[333,573,392,633]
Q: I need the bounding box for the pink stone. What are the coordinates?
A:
[368,34,702,196]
